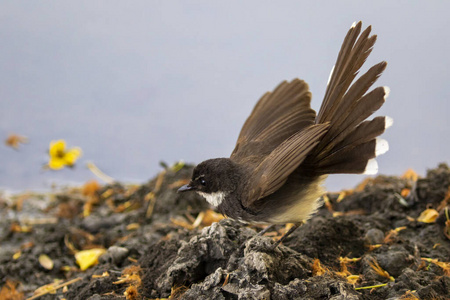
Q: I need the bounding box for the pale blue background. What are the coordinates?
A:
[1,2,449,191]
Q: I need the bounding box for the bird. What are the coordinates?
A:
[178,21,392,247]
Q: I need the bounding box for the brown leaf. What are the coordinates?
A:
[0,280,24,300]
[401,168,419,181]
[5,134,28,150]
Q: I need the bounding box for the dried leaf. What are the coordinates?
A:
[154,171,166,193]
[32,280,62,296]
[421,257,450,276]
[400,188,411,198]
[12,251,21,260]
[192,211,205,228]
[369,258,394,281]
[75,248,106,271]
[222,273,230,287]
[201,209,225,227]
[332,209,366,217]
[354,177,374,192]
[114,265,142,300]
[126,223,140,231]
[417,208,439,223]
[92,271,110,278]
[384,226,407,244]
[82,180,101,197]
[398,290,420,300]
[322,194,334,213]
[367,244,382,251]
[101,188,114,199]
[171,160,185,172]
[0,280,24,300]
[28,278,81,300]
[337,190,353,202]
[312,259,329,276]
[170,284,189,299]
[10,223,32,233]
[401,168,420,181]
[437,187,450,211]
[145,192,156,218]
[39,254,54,270]
[346,275,360,285]
[124,285,140,300]
[5,134,28,150]
[444,208,450,240]
[171,217,194,230]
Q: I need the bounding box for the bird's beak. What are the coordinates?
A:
[178,184,194,193]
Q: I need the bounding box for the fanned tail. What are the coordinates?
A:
[305,21,392,175]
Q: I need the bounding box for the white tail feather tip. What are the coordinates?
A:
[364,158,378,175]
[383,86,390,99]
[375,138,389,156]
[351,21,357,28]
[385,116,394,129]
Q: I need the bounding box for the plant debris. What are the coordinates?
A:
[0,163,449,299]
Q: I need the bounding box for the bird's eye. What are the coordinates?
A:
[200,178,206,186]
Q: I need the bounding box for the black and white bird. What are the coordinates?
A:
[179,21,392,246]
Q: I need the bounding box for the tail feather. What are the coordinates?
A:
[316,63,387,160]
[319,22,361,117]
[334,116,392,150]
[318,86,388,159]
[332,61,387,125]
[317,23,376,124]
[316,139,377,174]
[303,21,391,175]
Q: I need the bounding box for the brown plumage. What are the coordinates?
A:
[179,21,392,246]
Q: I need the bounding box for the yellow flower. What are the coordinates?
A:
[48,140,82,170]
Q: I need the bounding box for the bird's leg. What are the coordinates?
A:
[271,223,301,249]
[257,224,276,236]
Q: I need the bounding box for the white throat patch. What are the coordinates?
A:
[197,191,226,207]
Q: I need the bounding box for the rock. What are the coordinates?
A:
[364,228,385,245]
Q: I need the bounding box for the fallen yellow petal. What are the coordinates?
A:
[347,274,360,285]
[39,254,54,270]
[75,248,106,271]
[417,208,439,223]
[12,251,21,260]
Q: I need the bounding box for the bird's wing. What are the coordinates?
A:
[241,123,329,207]
[230,79,317,166]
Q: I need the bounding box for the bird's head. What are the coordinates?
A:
[178,158,240,206]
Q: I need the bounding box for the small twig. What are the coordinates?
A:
[192,211,205,228]
[22,217,58,225]
[354,283,388,290]
[86,162,115,184]
[145,192,156,218]
[27,277,82,300]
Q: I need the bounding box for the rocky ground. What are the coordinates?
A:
[0,163,449,299]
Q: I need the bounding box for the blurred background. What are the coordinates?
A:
[1,1,449,192]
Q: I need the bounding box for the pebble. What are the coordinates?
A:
[364,228,385,245]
